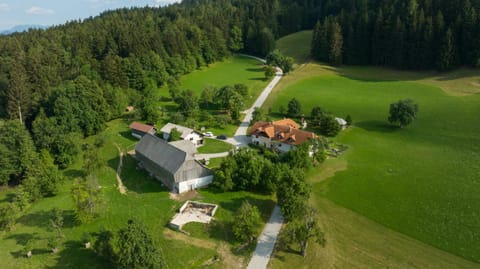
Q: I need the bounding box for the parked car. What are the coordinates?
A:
[216,134,228,140]
[203,131,214,137]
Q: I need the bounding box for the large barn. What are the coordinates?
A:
[135,134,213,193]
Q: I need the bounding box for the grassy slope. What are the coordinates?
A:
[0,119,274,268]
[276,30,312,63]
[266,63,480,267]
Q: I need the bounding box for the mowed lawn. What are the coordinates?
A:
[179,55,268,107]
[197,138,233,154]
[0,119,274,269]
[268,68,480,264]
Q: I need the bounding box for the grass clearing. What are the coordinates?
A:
[276,30,312,63]
[0,118,274,269]
[266,63,480,267]
[197,138,233,154]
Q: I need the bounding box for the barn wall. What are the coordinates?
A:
[177,175,214,193]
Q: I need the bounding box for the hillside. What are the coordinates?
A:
[276,30,312,63]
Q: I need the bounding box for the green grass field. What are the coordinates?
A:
[266,63,480,266]
[197,138,233,154]
[157,55,269,136]
[0,119,274,269]
[276,30,312,63]
[180,55,268,104]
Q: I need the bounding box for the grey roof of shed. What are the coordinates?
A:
[135,134,212,183]
[169,140,197,155]
[160,123,202,139]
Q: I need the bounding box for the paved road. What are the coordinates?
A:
[228,68,284,148]
[247,206,284,269]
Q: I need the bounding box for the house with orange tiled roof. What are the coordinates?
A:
[250,119,318,153]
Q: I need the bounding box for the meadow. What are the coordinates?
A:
[157,55,269,137]
[266,62,480,267]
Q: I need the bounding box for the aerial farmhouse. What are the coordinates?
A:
[135,134,213,193]
[160,123,204,147]
[250,119,318,153]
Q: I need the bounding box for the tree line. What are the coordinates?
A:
[311,0,480,70]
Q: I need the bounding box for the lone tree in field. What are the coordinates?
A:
[388,99,419,128]
[279,207,326,257]
[117,219,162,269]
[232,201,262,244]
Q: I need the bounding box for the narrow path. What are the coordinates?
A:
[247,206,284,269]
[114,144,127,195]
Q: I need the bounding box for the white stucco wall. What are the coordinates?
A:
[275,142,294,153]
[184,132,203,146]
[251,135,272,148]
[177,175,214,193]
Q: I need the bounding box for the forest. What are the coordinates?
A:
[0,0,479,187]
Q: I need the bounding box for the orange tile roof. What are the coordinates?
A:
[250,119,317,146]
[273,119,300,129]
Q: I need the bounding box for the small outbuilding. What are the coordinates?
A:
[335,117,348,130]
[160,123,204,147]
[135,134,213,193]
[129,122,156,139]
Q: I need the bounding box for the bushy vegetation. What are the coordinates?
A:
[213,142,325,194]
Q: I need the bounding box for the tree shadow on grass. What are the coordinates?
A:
[109,154,168,194]
[46,240,112,269]
[355,120,398,134]
[246,67,264,72]
[118,131,138,142]
[0,193,15,203]
[63,169,85,179]
[17,209,77,229]
[249,77,266,81]
[5,232,40,245]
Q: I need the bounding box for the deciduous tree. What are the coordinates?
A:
[232,201,261,244]
[116,219,162,269]
[279,207,326,257]
[388,99,419,128]
[287,98,302,118]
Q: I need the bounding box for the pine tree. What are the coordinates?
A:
[329,22,343,66]
[437,28,456,71]
[6,62,30,124]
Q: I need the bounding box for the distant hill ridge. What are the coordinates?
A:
[1,25,48,35]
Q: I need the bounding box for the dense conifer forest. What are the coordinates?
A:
[0,0,479,185]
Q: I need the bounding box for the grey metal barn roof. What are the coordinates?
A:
[135,134,212,183]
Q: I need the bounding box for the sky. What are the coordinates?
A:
[0,0,181,31]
